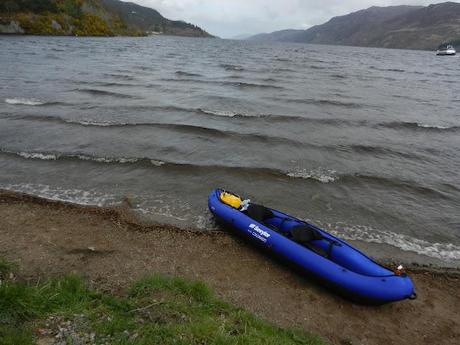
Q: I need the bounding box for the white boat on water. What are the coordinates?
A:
[436,44,456,56]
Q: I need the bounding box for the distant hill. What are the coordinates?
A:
[0,0,212,37]
[248,2,460,50]
[249,29,304,42]
[99,0,211,37]
[230,33,253,40]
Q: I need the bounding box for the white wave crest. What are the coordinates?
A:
[199,109,240,117]
[17,152,57,160]
[74,155,138,164]
[417,123,450,129]
[287,168,338,183]
[5,98,46,106]
[4,149,166,167]
[76,120,118,127]
[150,159,165,167]
[329,223,460,262]
[74,155,165,166]
[1,183,116,207]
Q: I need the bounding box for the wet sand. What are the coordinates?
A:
[0,190,459,345]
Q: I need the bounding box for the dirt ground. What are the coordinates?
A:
[1,190,459,345]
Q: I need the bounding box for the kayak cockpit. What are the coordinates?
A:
[242,203,392,277]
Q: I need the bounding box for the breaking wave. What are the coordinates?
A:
[197,109,242,117]
[329,224,460,262]
[0,148,453,200]
[1,183,116,207]
[380,121,459,131]
[1,149,165,167]
[6,114,432,161]
[5,98,51,106]
[195,109,368,125]
[287,168,338,183]
[21,107,365,126]
[1,148,328,183]
[11,115,298,145]
[287,169,452,198]
[196,109,311,122]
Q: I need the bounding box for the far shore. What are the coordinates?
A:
[0,33,215,38]
[0,190,459,345]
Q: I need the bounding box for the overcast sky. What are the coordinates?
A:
[127,1,458,38]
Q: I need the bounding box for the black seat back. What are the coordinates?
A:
[244,204,275,223]
[289,225,324,243]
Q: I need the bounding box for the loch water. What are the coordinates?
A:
[1,35,459,266]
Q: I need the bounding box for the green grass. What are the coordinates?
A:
[0,259,326,345]
[0,258,17,278]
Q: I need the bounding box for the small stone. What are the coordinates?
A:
[36,337,55,345]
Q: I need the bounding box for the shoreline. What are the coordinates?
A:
[1,188,459,274]
[0,32,215,38]
[1,189,459,345]
[1,186,458,269]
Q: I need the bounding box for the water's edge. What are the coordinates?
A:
[2,188,458,270]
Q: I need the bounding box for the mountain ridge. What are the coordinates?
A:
[248,2,460,50]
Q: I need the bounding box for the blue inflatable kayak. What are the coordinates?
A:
[208,189,416,304]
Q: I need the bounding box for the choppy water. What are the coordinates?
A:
[1,36,459,266]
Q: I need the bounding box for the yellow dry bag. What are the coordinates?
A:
[220,191,242,209]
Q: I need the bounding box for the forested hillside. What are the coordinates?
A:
[0,0,212,37]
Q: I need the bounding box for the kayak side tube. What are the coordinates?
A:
[208,189,415,304]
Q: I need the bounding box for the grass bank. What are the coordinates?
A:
[0,258,325,345]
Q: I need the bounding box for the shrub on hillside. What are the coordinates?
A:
[74,13,112,36]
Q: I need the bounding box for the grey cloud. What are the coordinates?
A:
[127,0,458,38]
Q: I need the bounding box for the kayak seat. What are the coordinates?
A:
[243,205,338,258]
[288,225,339,258]
[243,204,289,232]
[289,225,323,242]
[243,204,275,223]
